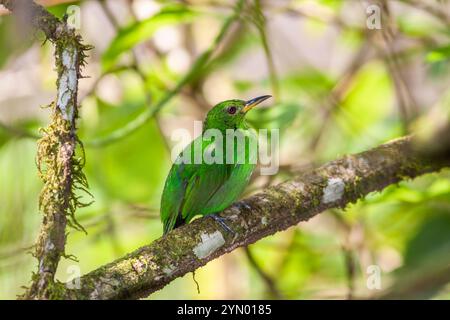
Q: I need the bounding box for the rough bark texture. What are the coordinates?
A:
[1,0,64,41]
[49,136,446,299]
[1,0,90,299]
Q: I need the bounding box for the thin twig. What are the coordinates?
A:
[309,38,372,151]
[0,121,40,139]
[97,0,171,151]
[244,246,283,299]
[400,0,450,26]
[252,0,280,101]
[377,0,419,131]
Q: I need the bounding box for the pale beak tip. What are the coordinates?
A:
[242,95,272,113]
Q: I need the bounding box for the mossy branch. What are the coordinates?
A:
[51,136,447,300]
[0,0,92,299]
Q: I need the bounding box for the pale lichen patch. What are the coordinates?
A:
[322,178,345,204]
[62,49,74,66]
[57,47,78,120]
[131,258,147,274]
[228,206,241,216]
[89,288,100,300]
[44,240,55,252]
[193,231,225,259]
[90,276,120,300]
[284,181,305,192]
[356,157,370,171]
[163,264,176,276]
[261,216,268,226]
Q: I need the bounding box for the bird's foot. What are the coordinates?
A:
[209,214,235,235]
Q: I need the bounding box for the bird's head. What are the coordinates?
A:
[203,95,271,131]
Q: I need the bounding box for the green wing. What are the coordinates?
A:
[160,137,230,234]
[160,132,256,234]
[202,162,255,212]
[160,161,191,234]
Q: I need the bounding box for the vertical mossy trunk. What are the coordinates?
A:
[0,1,94,299]
[24,34,92,299]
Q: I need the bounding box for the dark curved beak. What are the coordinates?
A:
[242,95,272,113]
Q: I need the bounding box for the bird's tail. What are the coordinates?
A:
[163,213,185,235]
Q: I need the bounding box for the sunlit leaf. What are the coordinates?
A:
[385,214,450,299]
[403,214,450,268]
[102,5,197,71]
[85,119,169,203]
[246,102,302,131]
[337,61,393,135]
[46,1,80,19]
[0,15,34,68]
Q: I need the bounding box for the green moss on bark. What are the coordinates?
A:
[56,136,447,300]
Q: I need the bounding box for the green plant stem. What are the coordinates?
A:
[253,0,280,100]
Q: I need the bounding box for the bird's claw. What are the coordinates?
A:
[210,214,235,235]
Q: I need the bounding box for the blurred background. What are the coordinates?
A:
[1,0,450,299]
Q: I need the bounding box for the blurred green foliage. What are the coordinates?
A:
[102,4,197,71]
[0,0,449,300]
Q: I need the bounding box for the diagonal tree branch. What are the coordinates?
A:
[244,246,283,299]
[50,136,448,299]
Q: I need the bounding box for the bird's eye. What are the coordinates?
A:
[227,106,237,115]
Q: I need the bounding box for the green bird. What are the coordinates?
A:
[160,95,271,234]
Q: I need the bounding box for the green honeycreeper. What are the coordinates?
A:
[160,95,271,234]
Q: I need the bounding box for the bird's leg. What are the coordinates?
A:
[209,214,235,234]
